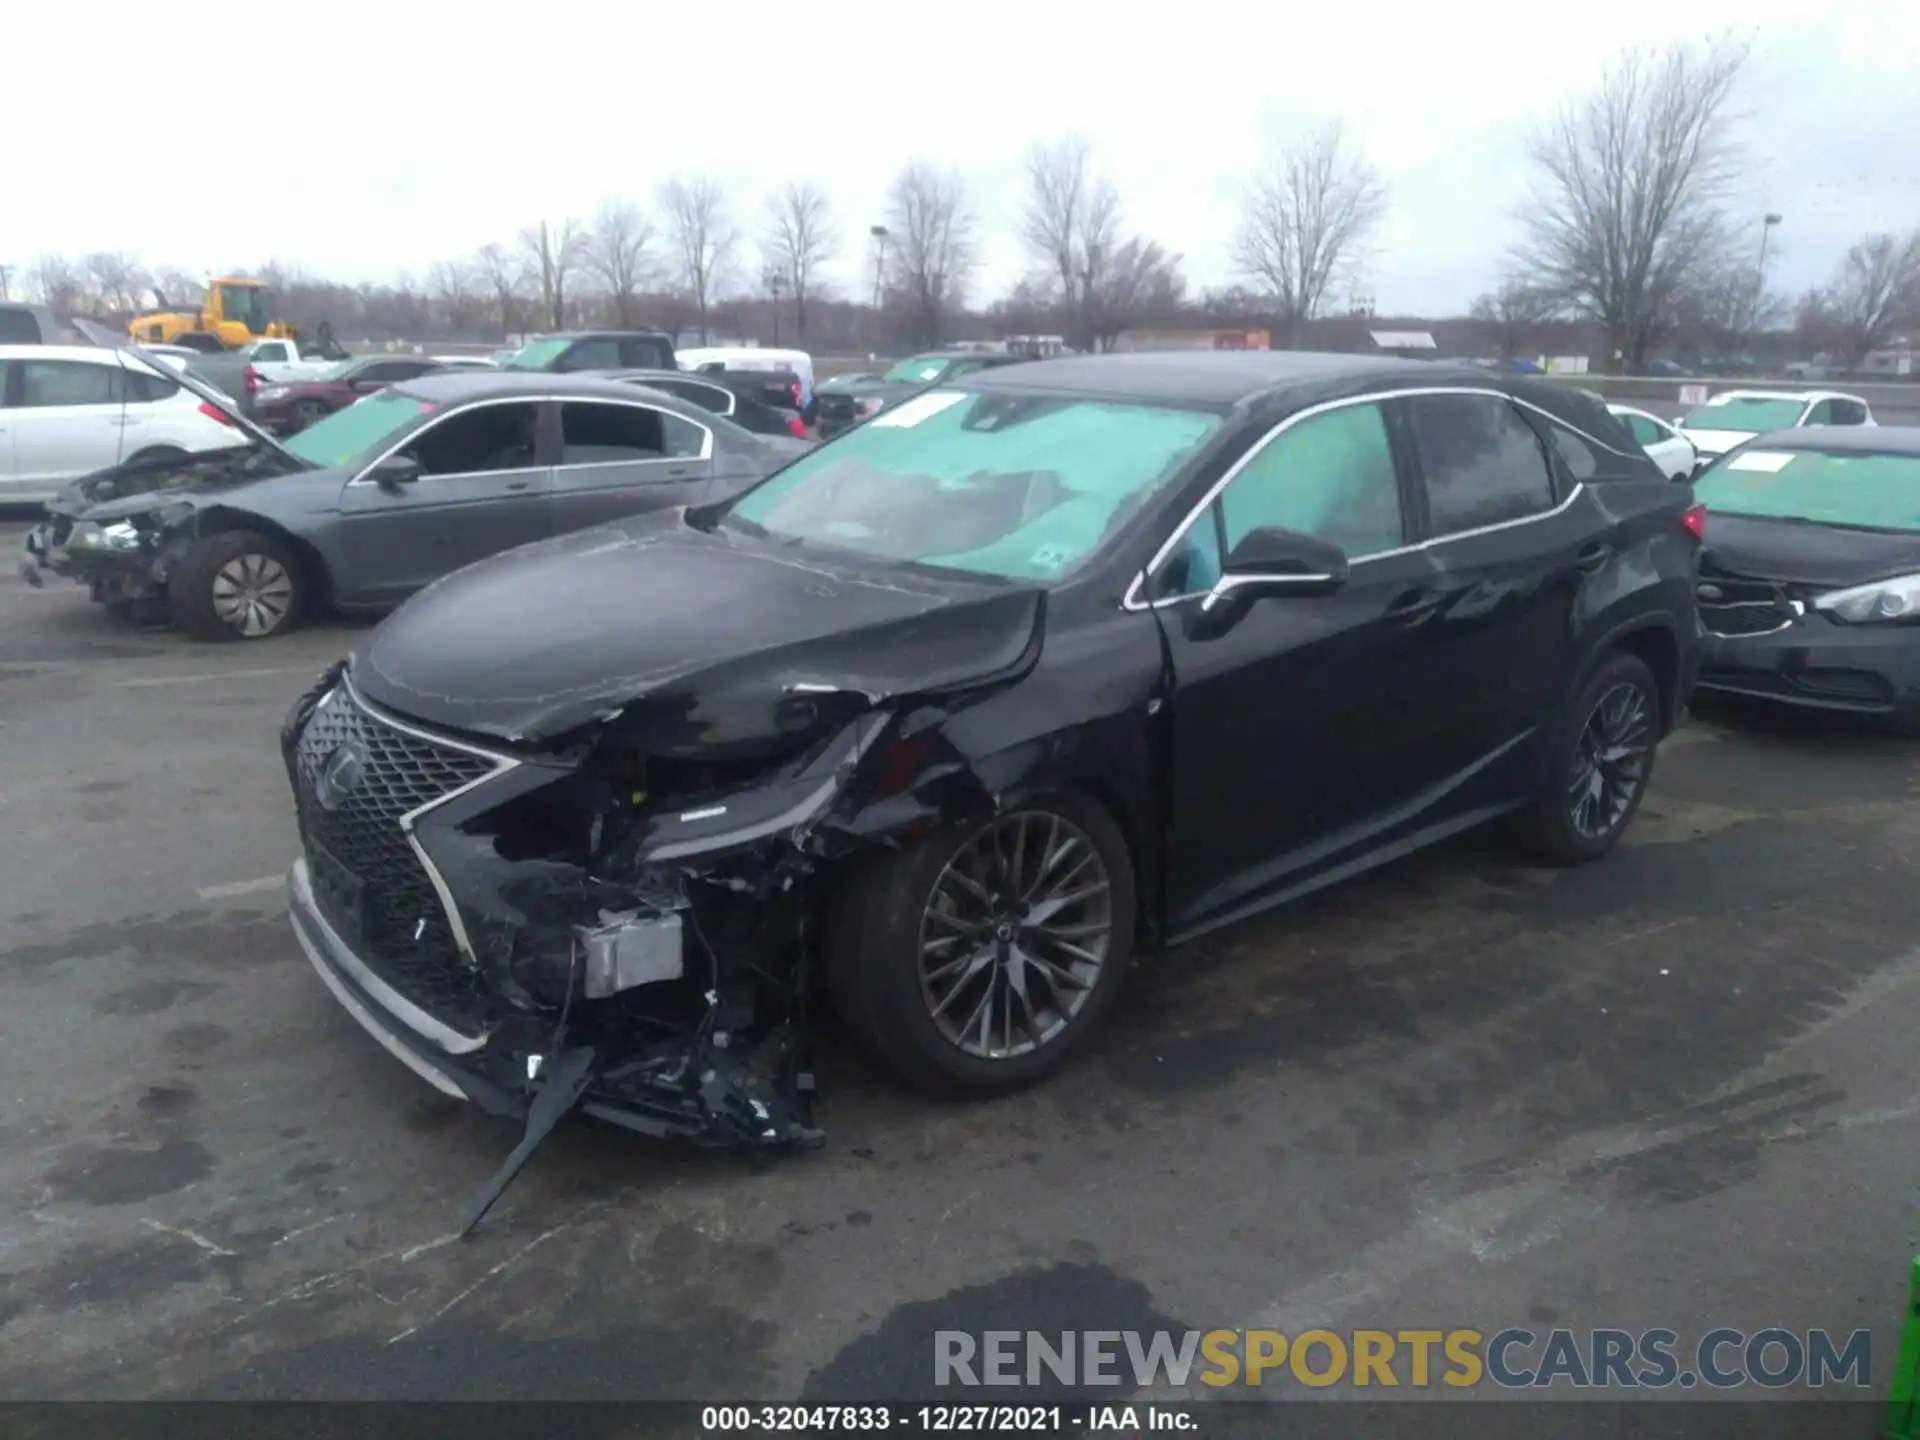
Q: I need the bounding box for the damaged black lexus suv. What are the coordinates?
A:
[281,352,1703,1199]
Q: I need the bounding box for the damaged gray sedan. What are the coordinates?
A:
[281,354,1698,1227]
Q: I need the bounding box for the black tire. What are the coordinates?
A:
[824,790,1136,1098]
[290,399,329,433]
[1511,650,1661,865]
[168,530,306,642]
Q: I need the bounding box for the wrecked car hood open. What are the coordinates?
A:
[350,510,1048,747]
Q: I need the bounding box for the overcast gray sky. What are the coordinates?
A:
[10,0,1917,315]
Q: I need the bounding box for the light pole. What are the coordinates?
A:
[1750,213,1782,342]
[763,266,787,346]
[868,225,890,312]
[0,264,11,302]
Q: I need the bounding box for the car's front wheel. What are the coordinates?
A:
[826,793,1136,1097]
[169,530,306,641]
[1514,650,1661,864]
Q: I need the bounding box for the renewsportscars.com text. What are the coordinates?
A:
[934,1327,1871,1390]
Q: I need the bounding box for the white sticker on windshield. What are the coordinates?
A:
[1726,451,1796,473]
[871,390,967,428]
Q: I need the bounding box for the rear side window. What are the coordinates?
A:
[1219,402,1404,557]
[650,379,732,415]
[556,339,621,371]
[560,402,709,463]
[1405,394,1556,532]
[620,336,675,369]
[252,342,290,362]
[1832,400,1868,426]
[120,369,180,403]
[19,360,116,407]
[0,309,44,343]
[1549,427,1597,480]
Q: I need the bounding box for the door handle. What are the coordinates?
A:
[1575,543,1613,574]
[505,480,531,491]
[1383,588,1445,626]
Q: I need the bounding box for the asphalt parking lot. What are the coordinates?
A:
[2,515,1918,1422]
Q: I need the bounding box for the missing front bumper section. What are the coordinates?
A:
[290,859,823,1231]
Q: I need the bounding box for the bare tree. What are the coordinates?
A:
[884,161,975,347]
[80,251,149,317]
[1233,121,1387,338]
[1086,238,1187,351]
[474,243,525,339]
[764,181,835,338]
[1470,279,1560,359]
[150,267,205,309]
[584,201,655,327]
[430,260,486,337]
[26,254,85,316]
[518,219,583,331]
[1817,230,1920,365]
[1513,38,1748,371]
[662,176,736,338]
[1020,135,1122,347]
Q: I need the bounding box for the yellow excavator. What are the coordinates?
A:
[127,277,335,356]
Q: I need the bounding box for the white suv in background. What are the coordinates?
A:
[0,345,250,503]
[1608,403,1698,481]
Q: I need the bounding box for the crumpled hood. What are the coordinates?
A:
[1702,512,1920,589]
[350,510,1046,747]
[47,444,289,518]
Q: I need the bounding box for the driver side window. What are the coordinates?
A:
[1803,399,1833,425]
[401,402,541,477]
[1148,401,1402,601]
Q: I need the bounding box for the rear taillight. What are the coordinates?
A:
[199,402,236,427]
[787,416,808,439]
[1680,503,1707,541]
[243,365,261,392]
[788,381,803,409]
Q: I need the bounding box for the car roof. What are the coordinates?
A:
[531,329,673,342]
[958,349,1476,407]
[0,343,122,363]
[390,368,727,424]
[1706,389,1866,405]
[1743,426,1920,456]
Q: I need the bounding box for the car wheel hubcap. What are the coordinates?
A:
[918,811,1112,1061]
[1568,681,1653,839]
[211,553,293,637]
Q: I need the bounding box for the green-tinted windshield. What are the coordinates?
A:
[1694,449,1920,531]
[502,338,571,370]
[724,390,1222,582]
[281,390,433,468]
[880,354,955,384]
[1680,397,1807,432]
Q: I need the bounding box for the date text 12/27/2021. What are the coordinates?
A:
[699,1404,1197,1431]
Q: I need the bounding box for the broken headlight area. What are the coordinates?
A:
[287,671,933,1230]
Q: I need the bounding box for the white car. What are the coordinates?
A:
[1607,404,1696,482]
[1674,389,1875,470]
[0,345,250,503]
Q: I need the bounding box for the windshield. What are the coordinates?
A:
[1694,449,1920,532]
[281,390,433,469]
[224,284,271,334]
[880,354,955,384]
[1680,397,1807,432]
[502,338,571,371]
[723,390,1222,582]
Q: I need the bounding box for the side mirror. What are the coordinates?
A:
[1188,527,1348,637]
[367,454,420,489]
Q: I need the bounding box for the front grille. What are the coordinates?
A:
[1698,571,1803,638]
[294,684,503,1032]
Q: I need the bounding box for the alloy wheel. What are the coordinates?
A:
[918,811,1114,1061]
[1568,681,1653,839]
[210,552,294,638]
